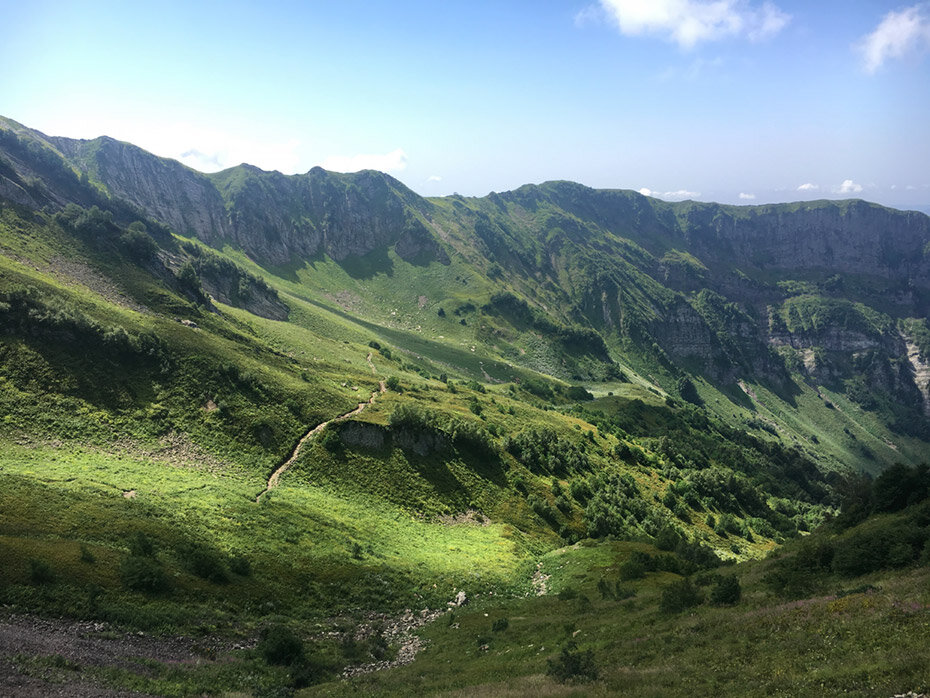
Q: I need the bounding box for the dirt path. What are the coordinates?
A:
[255,378,387,502]
[0,612,231,697]
[366,351,377,374]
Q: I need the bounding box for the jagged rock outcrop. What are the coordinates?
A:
[210,166,441,266]
[53,136,232,241]
[679,200,930,285]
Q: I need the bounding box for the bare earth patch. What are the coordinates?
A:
[0,612,231,697]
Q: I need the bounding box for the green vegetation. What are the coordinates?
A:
[2,118,930,694]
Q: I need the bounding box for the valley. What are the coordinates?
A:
[1,116,929,695]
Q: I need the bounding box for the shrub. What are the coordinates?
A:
[655,526,681,551]
[259,624,304,666]
[229,555,252,576]
[29,559,55,585]
[127,531,156,558]
[177,542,230,584]
[120,223,159,262]
[491,617,509,632]
[660,577,702,613]
[677,377,703,405]
[710,575,741,605]
[120,556,170,594]
[319,427,342,453]
[546,641,599,683]
[619,559,646,581]
[385,375,400,391]
[79,544,96,564]
[565,386,594,401]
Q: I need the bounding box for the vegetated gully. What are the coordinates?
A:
[255,354,385,502]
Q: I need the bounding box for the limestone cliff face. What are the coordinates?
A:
[679,200,930,286]
[50,136,449,267]
[52,137,233,241]
[211,166,445,266]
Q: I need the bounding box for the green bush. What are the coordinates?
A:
[319,427,342,453]
[120,555,171,594]
[710,575,741,605]
[127,531,156,558]
[259,624,304,666]
[229,555,251,577]
[176,542,230,584]
[565,386,594,401]
[29,558,55,585]
[619,559,646,581]
[120,223,159,262]
[79,544,96,564]
[660,577,702,613]
[677,377,703,406]
[491,617,509,632]
[546,641,599,683]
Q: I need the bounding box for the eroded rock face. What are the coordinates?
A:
[55,137,232,242]
[213,166,435,265]
[682,201,930,286]
[38,135,448,269]
[338,422,387,450]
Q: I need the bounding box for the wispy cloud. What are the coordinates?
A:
[858,4,930,73]
[639,187,700,200]
[584,0,791,49]
[738,192,756,200]
[319,148,408,174]
[425,175,443,183]
[836,179,863,194]
[658,55,725,81]
[139,123,301,173]
[797,182,819,191]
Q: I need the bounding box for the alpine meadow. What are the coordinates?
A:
[2,2,930,696]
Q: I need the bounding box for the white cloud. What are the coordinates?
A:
[319,148,408,174]
[858,4,930,73]
[129,122,302,173]
[836,179,863,194]
[738,192,756,200]
[797,182,819,191]
[590,0,791,49]
[425,175,443,183]
[639,187,700,200]
[19,114,305,174]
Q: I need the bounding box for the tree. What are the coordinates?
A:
[660,577,702,613]
[258,624,304,666]
[677,377,703,406]
[120,222,159,262]
[710,575,741,605]
[546,641,599,683]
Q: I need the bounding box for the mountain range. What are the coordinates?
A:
[1,114,929,695]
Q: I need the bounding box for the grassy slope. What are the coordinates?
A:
[307,534,930,697]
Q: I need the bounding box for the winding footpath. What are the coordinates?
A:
[256,355,385,502]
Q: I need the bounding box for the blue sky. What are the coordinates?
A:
[2,1,929,210]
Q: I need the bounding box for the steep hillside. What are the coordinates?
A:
[1,116,929,695]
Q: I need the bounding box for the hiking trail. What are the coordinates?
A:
[256,370,386,502]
